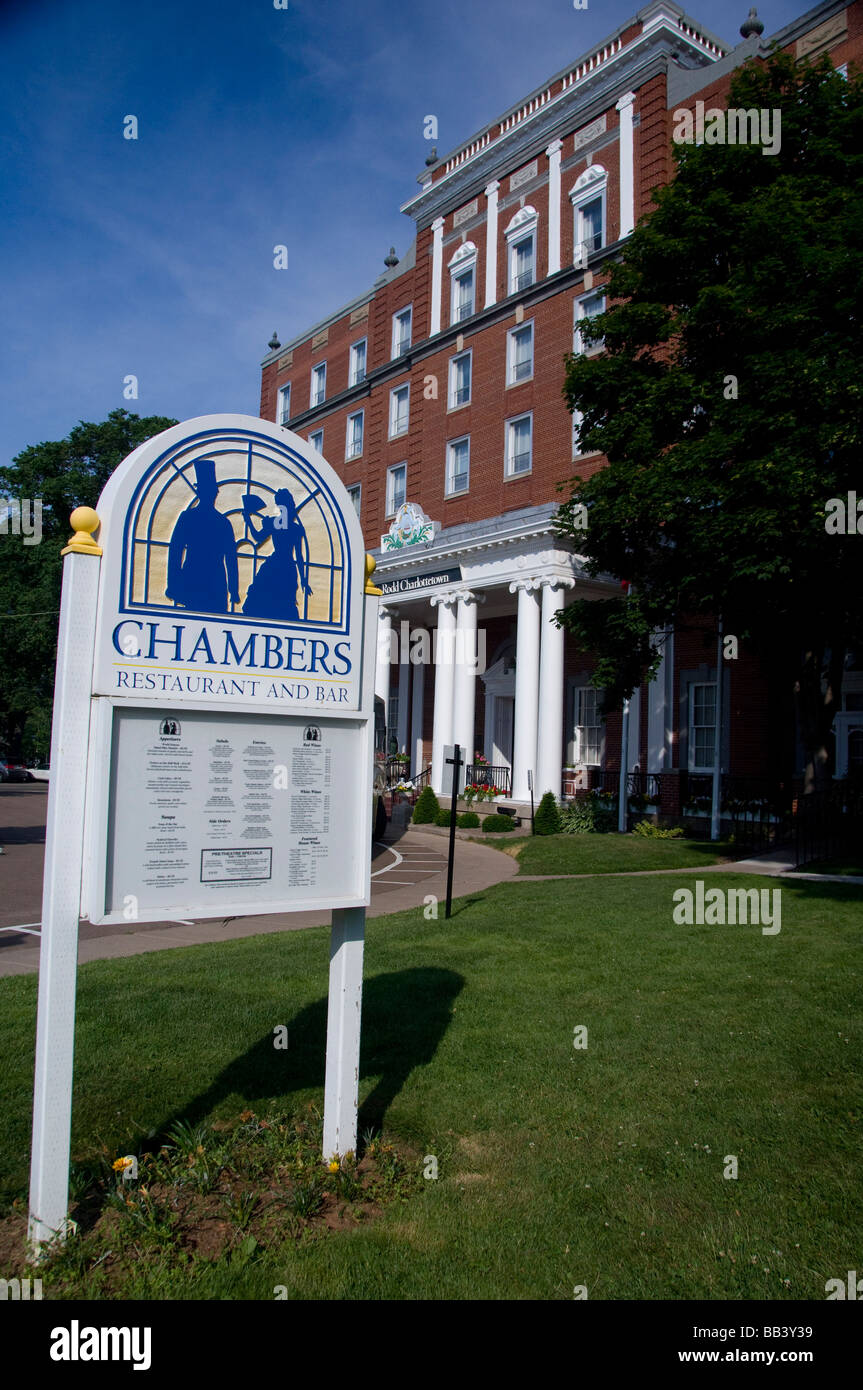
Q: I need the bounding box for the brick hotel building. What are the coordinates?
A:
[259,0,863,814]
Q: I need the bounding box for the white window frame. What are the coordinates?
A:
[347,483,362,518]
[445,435,470,496]
[572,685,603,766]
[504,206,538,295]
[277,382,291,426]
[574,290,606,356]
[310,361,327,407]
[569,164,607,268]
[506,321,534,386]
[389,383,410,439]
[349,338,367,387]
[391,306,412,358]
[448,241,477,325]
[505,412,533,478]
[309,428,324,454]
[345,409,364,461]
[386,462,407,517]
[448,349,472,410]
[688,682,717,772]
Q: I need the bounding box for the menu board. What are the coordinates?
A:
[98,706,367,921]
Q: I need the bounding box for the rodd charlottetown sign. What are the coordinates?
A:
[28,415,380,1252]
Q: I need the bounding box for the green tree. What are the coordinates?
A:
[556,51,863,791]
[0,409,177,757]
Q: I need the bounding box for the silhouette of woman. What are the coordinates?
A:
[241,488,312,621]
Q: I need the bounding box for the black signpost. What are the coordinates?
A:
[528,768,535,835]
[444,743,462,920]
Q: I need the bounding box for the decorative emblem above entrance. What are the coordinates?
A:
[381,502,439,551]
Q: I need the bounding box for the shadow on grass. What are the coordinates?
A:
[150,966,463,1149]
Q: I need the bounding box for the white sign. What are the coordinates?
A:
[87,707,366,923]
[29,415,380,1253]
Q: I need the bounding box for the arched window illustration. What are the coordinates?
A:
[122,431,350,630]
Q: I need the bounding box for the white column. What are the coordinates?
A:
[411,652,425,776]
[536,580,572,799]
[546,139,563,276]
[616,92,636,238]
[510,580,541,801]
[374,605,393,713]
[484,180,500,308]
[430,216,445,336]
[452,591,483,769]
[397,651,410,753]
[322,906,365,1160]
[29,545,100,1251]
[430,595,457,793]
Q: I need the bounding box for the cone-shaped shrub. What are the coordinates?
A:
[412,785,441,824]
[534,790,562,836]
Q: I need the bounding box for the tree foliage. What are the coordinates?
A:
[0,409,177,757]
[556,51,863,786]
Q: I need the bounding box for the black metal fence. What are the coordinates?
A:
[466,763,512,796]
[795,782,863,868]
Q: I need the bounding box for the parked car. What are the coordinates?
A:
[3,761,34,783]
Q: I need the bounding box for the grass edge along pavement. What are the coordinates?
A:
[0,870,860,1299]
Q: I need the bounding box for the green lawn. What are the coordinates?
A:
[797,859,863,878]
[1,873,861,1299]
[515,832,734,876]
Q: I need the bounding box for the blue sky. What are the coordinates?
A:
[0,0,805,464]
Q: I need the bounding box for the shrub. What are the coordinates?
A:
[457,811,480,828]
[412,785,441,824]
[482,814,516,833]
[559,792,618,834]
[632,819,684,839]
[534,791,561,836]
[435,806,454,827]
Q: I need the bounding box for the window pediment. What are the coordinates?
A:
[448,240,477,270]
[504,205,537,238]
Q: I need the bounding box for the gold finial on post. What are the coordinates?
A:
[61,507,102,556]
[364,553,383,596]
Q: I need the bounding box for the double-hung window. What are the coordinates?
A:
[572,686,603,765]
[448,241,477,326]
[347,483,361,518]
[448,350,472,408]
[386,463,407,516]
[505,207,538,294]
[507,322,533,384]
[392,307,412,358]
[346,410,364,460]
[389,384,409,438]
[689,683,717,771]
[310,362,326,407]
[277,383,291,426]
[309,428,324,454]
[574,291,606,356]
[505,413,532,477]
[349,339,367,387]
[446,436,470,496]
[570,164,607,267]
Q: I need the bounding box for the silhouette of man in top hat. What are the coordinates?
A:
[166,458,240,613]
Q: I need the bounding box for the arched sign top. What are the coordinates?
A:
[92,415,366,710]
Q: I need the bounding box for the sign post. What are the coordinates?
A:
[28,415,377,1254]
[528,768,535,835]
[444,743,462,920]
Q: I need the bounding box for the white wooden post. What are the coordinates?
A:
[28,509,101,1254]
[323,561,379,1160]
[322,906,366,1160]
